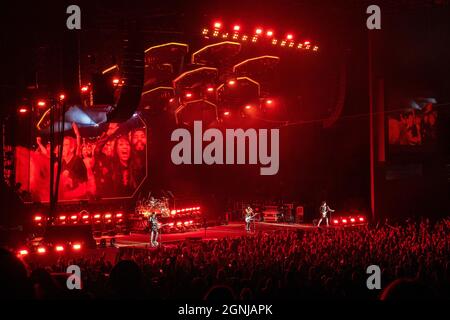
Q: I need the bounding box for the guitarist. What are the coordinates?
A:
[317,201,335,227]
[149,212,159,247]
[245,206,258,232]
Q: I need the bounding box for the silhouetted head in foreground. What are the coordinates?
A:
[0,248,33,299]
[380,278,436,300]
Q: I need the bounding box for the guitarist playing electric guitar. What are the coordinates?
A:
[245,206,259,232]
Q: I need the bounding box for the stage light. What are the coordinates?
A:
[342,219,348,224]
[255,28,262,35]
[34,215,42,222]
[116,213,123,218]
[297,44,303,49]
[81,85,89,93]
[252,37,258,43]
[280,41,286,47]
[214,21,222,29]
[59,94,65,100]
[265,99,273,105]
[241,35,248,41]
[94,214,100,219]
[18,106,29,114]
[112,78,120,85]
[104,213,112,219]
[59,215,66,221]
[202,28,209,35]
[289,42,295,48]
[304,41,310,45]
[272,39,278,45]
[228,80,236,86]
[177,222,182,226]
[223,111,230,116]
[185,92,193,98]
[333,219,339,224]
[169,223,174,227]
[222,33,229,39]
[55,245,64,252]
[171,210,176,215]
[213,30,219,37]
[37,247,46,254]
[71,215,78,220]
[350,218,355,223]
[184,221,189,226]
[359,217,365,222]
[37,100,46,107]
[72,243,82,251]
[18,249,29,256]
[233,25,240,31]
[286,34,293,40]
[206,87,214,92]
[266,30,273,37]
[245,105,252,110]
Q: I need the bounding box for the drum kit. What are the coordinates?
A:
[135,194,170,218]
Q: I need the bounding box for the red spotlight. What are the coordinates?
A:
[223,111,230,116]
[359,217,365,222]
[81,85,89,93]
[37,100,46,107]
[342,219,348,224]
[116,213,123,218]
[94,214,100,219]
[304,40,310,45]
[206,87,214,93]
[265,99,273,105]
[233,25,240,31]
[55,245,64,252]
[185,92,193,98]
[37,247,46,254]
[34,215,42,222]
[18,106,29,114]
[245,105,252,110]
[255,28,263,35]
[171,210,176,215]
[176,222,182,227]
[104,213,112,219]
[350,218,355,223]
[333,219,339,224]
[266,30,273,37]
[59,94,66,101]
[184,221,190,226]
[82,214,89,220]
[112,78,120,85]
[214,21,222,29]
[70,215,78,221]
[228,80,236,86]
[59,215,66,221]
[73,243,82,251]
[286,34,294,40]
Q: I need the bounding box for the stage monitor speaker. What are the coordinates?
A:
[107,21,145,122]
[43,225,96,249]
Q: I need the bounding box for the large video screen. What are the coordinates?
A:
[14,117,147,202]
[388,101,438,146]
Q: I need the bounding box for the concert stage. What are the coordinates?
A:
[111,222,315,248]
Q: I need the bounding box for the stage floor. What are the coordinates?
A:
[112,222,315,248]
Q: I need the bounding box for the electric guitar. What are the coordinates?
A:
[245,212,259,223]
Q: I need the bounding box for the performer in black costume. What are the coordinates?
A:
[317,201,335,227]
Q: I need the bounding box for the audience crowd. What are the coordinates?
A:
[2,217,450,300]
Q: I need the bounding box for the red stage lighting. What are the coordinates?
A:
[59,94,66,100]
[37,100,46,107]
[18,249,29,256]
[55,245,64,252]
[37,247,46,254]
[342,219,348,224]
[59,215,66,221]
[350,218,355,223]
[304,41,310,44]
[233,25,240,31]
[228,80,236,86]
[223,111,230,116]
[81,85,89,93]
[94,214,100,219]
[286,34,293,40]
[206,87,214,92]
[116,213,123,218]
[112,78,120,85]
[73,243,82,251]
[18,106,29,114]
[171,210,176,215]
[333,219,339,224]
[214,21,222,29]
[266,30,273,37]
[255,28,262,35]
[176,222,182,227]
[265,99,273,105]
[104,213,112,219]
[184,221,190,226]
[245,105,252,110]
[185,92,193,98]
[70,215,78,220]
[359,217,365,222]
[34,215,42,222]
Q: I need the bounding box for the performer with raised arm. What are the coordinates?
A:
[317,201,335,227]
[245,206,258,232]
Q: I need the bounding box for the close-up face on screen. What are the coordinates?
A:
[0,0,449,314]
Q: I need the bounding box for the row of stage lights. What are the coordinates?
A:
[17,77,122,115]
[17,242,83,258]
[202,21,319,52]
[332,216,366,226]
[33,212,125,226]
